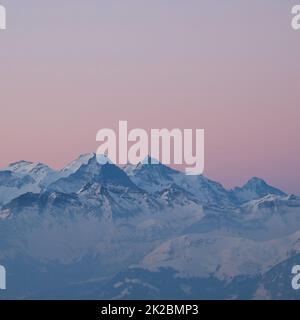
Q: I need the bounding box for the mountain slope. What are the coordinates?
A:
[0,153,299,300]
[0,170,40,206]
[49,154,137,194]
[124,160,235,208]
[6,160,59,187]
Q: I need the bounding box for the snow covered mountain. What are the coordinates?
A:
[92,231,300,300]
[139,231,300,279]
[0,153,299,300]
[0,170,40,206]
[49,154,137,194]
[124,158,235,208]
[5,160,59,187]
[0,160,60,206]
[231,177,286,204]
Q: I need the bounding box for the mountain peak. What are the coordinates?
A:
[245,177,268,186]
[141,155,160,165]
[232,177,286,203]
[8,160,33,168]
[125,157,179,177]
[243,177,284,192]
[6,160,55,175]
[61,153,96,175]
[49,153,136,194]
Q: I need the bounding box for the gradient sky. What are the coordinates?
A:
[0,0,299,194]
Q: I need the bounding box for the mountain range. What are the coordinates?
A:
[0,153,299,299]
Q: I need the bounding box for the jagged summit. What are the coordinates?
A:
[232,176,286,203]
[4,159,58,187]
[0,154,299,301]
[60,153,96,176]
[0,152,291,210]
[8,160,33,167]
[245,177,272,187]
[7,160,55,176]
[49,153,136,194]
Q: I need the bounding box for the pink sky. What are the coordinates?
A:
[0,1,299,194]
